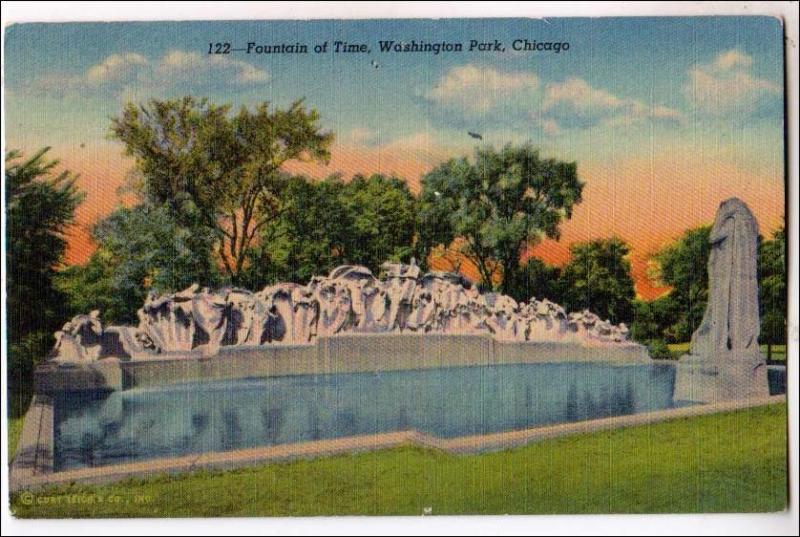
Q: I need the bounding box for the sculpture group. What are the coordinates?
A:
[51,261,632,363]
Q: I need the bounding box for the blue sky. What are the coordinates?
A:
[3,17,787,297]
[5,17,784,151]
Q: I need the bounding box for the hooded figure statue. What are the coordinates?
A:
[675,198,769,403]
[690,198,761,359]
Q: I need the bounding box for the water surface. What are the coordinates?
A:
[55,362,679,470]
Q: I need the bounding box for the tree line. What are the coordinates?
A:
[6,97,787,414]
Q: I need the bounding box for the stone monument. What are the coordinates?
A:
[674,198,769,403]
[47,258,640,363]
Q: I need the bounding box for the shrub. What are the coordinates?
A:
[647,339,676,361]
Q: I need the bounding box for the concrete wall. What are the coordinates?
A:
[35,359,122,393]
[35,334,650,393]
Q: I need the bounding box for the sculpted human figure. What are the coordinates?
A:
[102,325,153,359]
[406,287,436,332]
[258,284,299,343]
[690,198,761,359]
[315,279,353,336]
[291,285,319,343]
[484,294,522,341]
[52,310,104,363]
[329,266,387,332]
[137,288,196,352]
[224,289,269,346]
[381,260,420,331]
[524,299,552,341]
[190,287,229,353]
[675,198,768,401]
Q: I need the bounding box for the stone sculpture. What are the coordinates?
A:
[674,198,769,402]
[49,258,636,363]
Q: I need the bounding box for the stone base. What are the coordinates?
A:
[674,353,769,403]
[33,335,651,393]
[34,358,122,393]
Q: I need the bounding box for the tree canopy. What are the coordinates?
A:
[6,148,83,340]
[559,237,636,324]
[650,226,712,342]
[418,144,583,294]
[503,256,564,304]
[56,204,220,324]
[5,148,83,414]
[110,97,333,284]
[250,173,417,286]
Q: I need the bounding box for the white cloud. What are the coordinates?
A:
[85,53,148,85]
[156,50,269,84]
[684,49,780,115]
[542,77,683,127]
[28,50,269,98]
[424,64,539,111]
[423,65,682,134]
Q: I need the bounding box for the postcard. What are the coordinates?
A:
[2,8,791,526]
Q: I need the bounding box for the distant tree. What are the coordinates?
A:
[5,148,83,414]
[56,204,220,324]
[110,97,333,284]
[249,173,417,286]
[246,176,349,286]
[651,226,711,342]
[629,296,680,343]
[559,237,635,324]
[340,174,417,273]
[758,226,786,360]
[504,256,563,304]
[418,144,583,294]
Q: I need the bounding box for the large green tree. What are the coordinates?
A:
[340,174,417,272]
[650,226,712,342]
[56,204,220,324]
[110,97,333,284]
[6,148,83,413]
[250,173,417,286]
[758,226,786,360]
[559,238,636,324]
[418,144,583,294]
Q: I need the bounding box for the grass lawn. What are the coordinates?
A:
[10,402,787,517]
[668,343,786,362]
[8,416,24,461]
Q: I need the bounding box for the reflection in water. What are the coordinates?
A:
[55,362,678,471]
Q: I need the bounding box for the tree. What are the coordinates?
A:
[503,256,563,304]
[418,144,583,294]
[110,97,333,284]
[249,173,418,286]
[247,175,350,286]
[560,238,635,324]
[629,296,680,342]
[56,204,220,324]
[340,174,417,273]
[6,148,83,414]
[651,226,711,342]
[758,226,786,361]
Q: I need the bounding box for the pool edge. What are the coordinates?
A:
[9,394,785,493]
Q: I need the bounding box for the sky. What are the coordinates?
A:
[4,17,786,299]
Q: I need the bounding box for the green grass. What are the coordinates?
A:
[10,403,787,517]
[667,343,786,362]
[8,416,25,461]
